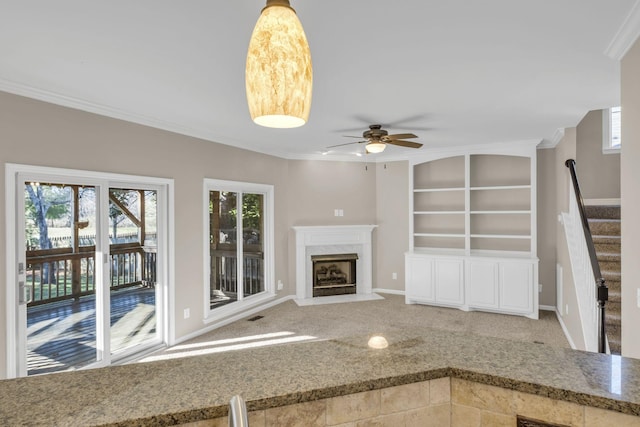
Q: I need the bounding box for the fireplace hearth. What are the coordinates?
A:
[311,253,358,297]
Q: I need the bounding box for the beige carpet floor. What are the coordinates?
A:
[144,293,570,361]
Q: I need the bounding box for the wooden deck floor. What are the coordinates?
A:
[27,286,156,376]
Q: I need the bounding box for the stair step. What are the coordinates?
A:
[608,336,622,355]
[606,317,622,355]
[606,300,621,314]
[591,233,621,246]
[584,205,620,220]
[607,324,621,340]
[601,269,621,280]
[606,310,621,323]
[603,277,621,285]
[599,260,621,272]
[595,245,621,256]
[596,252,621,262]
[608,289,621,303]
[588,219,621,236]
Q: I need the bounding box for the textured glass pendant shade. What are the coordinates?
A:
[246,0,313,128]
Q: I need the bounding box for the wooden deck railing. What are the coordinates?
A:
[210,249,264,297]
[26,244,157,306]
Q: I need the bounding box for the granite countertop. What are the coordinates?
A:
[2,327,640,426]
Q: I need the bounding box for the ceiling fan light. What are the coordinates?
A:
[366,141,386,154]
[246,0,313,129]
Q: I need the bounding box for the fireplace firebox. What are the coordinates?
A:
[311,253,358,297]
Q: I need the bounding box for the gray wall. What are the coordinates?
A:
[621,37,640,358]
[375,161,410,292]
[576,110,620,200]
[536,148,557,307]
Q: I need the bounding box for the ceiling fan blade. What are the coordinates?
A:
[385,133,418,140]
[326,140,366,148]
[342,135,365,139]
[386,140,423,149]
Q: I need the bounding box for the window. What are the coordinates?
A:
[603,107,621,153]
[203,179,274,320]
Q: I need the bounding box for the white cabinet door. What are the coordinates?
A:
[406,256,435,302]
[435,259,464,305]
[467,260,498,309]
[499,262,533,313]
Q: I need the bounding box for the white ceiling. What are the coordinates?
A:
[1,1,639,161]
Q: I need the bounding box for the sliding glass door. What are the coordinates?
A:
[23,181,100,375]
[7,165,169,378]
[108,187,159,357]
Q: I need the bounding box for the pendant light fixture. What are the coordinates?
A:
[246,0,313,128]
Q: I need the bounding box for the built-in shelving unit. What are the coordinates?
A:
[406,142,539,319]
[412,155,466,250]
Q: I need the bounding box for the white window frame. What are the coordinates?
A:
[602,107,621,154]
[203,179,275,323]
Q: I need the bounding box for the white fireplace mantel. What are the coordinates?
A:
[293,225,378,302]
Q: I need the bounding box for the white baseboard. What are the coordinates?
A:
[555,310,577,350]
[173,295,295,346]
[373,288,405,296]
[539,305,556,311]
[295,293,384,306]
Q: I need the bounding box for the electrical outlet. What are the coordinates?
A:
[277,280,284,290]
[538,284,542,293]
[565,304,569,315]
[392,272,397,280]
[184,308,190,319]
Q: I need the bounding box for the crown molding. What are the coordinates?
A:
[605,0,640,60]
[537,128,565,149]
[0,77,301,160]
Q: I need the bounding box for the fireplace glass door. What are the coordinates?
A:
[311,253,357,297]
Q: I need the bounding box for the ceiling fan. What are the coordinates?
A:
[328,124,423,154]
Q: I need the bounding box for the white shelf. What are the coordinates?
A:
[470,234,531,239]
[414,211,466,215]
[470,210,531,215]
[414,187,465,193]
[470,185,531,191]
[414,233,465,238]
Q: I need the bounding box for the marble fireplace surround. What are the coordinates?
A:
[292,225,378,303]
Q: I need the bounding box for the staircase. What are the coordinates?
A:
[585,205,621,355]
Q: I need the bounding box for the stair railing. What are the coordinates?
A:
[564,159,608,353]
